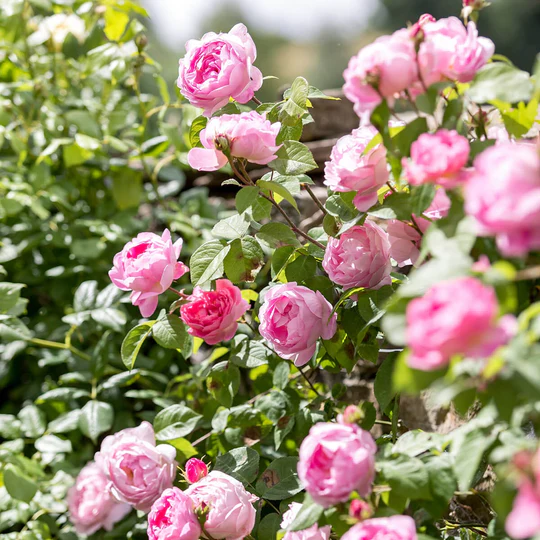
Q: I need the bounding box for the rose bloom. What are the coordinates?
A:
[388,188,451,267]
[67,462,131,537]
[418,16,494,86]
[29,13,86,48]
[147,487,201,540]
[403,130,470,188]
[281,502,331,540]
[324,126,389,212]
[258,282,338,367]
[95,422,177,513]
[343,29,418,118]
[322,221,392,290]
[406,277,517,371]
[185,471,257,540]
[342,516,417,540]
[298,419,377,507]
[180,279,249,345]
[188,111,281,171]
[464,142,540,257]
[109,229,188,317]
[177,23,263,116]
[185,458,208,484]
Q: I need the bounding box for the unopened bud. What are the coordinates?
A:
[185,458,208,484]
[409,13,435,40]
[342,405,363,425]
[136,33,148,53]
[214,136,231,156]
[349,499,372,521]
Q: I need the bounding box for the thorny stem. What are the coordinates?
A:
[302,183,328,215]
[251,96,262,106]
[386,181,397,193]
[169,287,190,299]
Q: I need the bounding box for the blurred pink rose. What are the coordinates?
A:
[324,126,389,211]
[343,29,418,118]
[322,221,392,290]
[464,143,540,257]
[188,111,281,171]
[388,188,451,267]
[418,17,494,86]
[68,462,131,537]
[109,229,188,318]
[349,499,373,521]
[177,23,263,116]
[506,481,540,539]
[298,419,377,507]
[185,471,257,540]
[406,277,517,371]
[95,422,177,513]
[180,279,249,345]
[403,130,470,188]
[281,502,331,540]
[342,516,417,540]
[147,487,201,540]
[258,282,338,367]
[185,458,208,484]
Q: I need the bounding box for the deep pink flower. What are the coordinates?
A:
[177,23,263,117]
[258,282,338,367]
[406,277,517,371]
[185,458,208,484]
[180,279,249,345]
[324,126,389,211]
[342,516,417,540]
[281,502,331,540]
[297,420,377,507]
[67,462,131,536]
[464,142,540,257]
[188,111,281,171]
[109,230,188,317]
[147,487,201,540]
[349,500,373,521]
[506,481,540,539]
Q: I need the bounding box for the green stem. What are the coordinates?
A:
[29,338,91,362]
[298,366,321,397]
[391,395,400,443]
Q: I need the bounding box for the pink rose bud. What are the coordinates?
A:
[472,255,491,273]
[465,143,540,257]
[349,499,373,521]
[95,422,177,513]
[406,277,517,371]
[341,405,363,425]
[409,14,436,38]
[177,23,263,117]
[403,130,470,188]
[342,516,417,540]
[258,282,338,367]
[281,502,331,540]
[418,17,494,86]
[185,458,208,484]
[188,111,281,171]
[322,221,392,291]
[109,229,188,318]
[67,462,131,536]
[180,279,249,345]
[324,126,389,212]
[297,420,377,507]
[343,29,418,118]
[147,487,201,540]
[185,471,258,540]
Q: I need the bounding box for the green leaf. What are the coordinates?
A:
[284,255,317,283]
[500,99,539,138]
[392,351,446,394]
[0,315,32,341]
[3,464,38,503]
[374,353,397,413]
[230,335,272,368]
[273,362,291,390]
[236,187,260,214]
[325,193,358,222]
[369,192,412,220]
[73,280,98,312]
[79,400,114,443]
[190,240,231,286]
[0,282,24,313]
[271,141,317,175]
[256,457,303,500]
[392,117,428,157]
[224,237,264,283]
[18,405,46,438]
[256,223,301,250]
[168,438,198,461]
[153,315,191,351]
[63,143,93,167]
[35,434,72,454]
[154,404,202,441]
[111,170,142,210]
[212,213,251,240]
[189,116,208,148]
[379,455,431,500]
[287,494,324,532]
[207,361,241,407]
[121,321,156,370]
[104,7,130,41]
[90,307,127,331]
[411,185,436,216]
[258,514,282,540]
[257,180,299,211]
[281,76,310,122]
[215,447,260,484]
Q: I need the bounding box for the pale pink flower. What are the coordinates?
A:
[342,516,417,540]
[281,502,331,540]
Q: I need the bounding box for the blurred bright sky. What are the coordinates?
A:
[140,0,381,48]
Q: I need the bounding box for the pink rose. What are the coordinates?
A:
[418,17,494,86]
[342,516,417,540]
[464,143,540,257]
[258,282,338,367]
[388,188,451,267]
[180,279,249,345]
[322,221,392,290]
[406,277,517,371]
[95,422,177,513]
[343,29,418,118]
[147,487,201,540]
[324,126,389,211]
[298,420,377,507]
[177,23,263,117]
[185,458,208,484]
[281,502,331,540]
[188,111,281,171]
[67,462,131,536]
[109,229,188,318]
[185,471,257,540]
[403,130,470,188]
[506,481,540,539]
